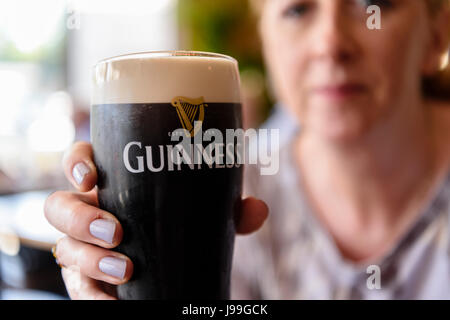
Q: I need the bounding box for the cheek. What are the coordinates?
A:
[260,8,311,123]
[362,16,427,109]
[264,38,309,119]
[281,51,309,115]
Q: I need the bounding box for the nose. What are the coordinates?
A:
[311,3,360,64]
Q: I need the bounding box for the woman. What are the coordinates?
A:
[44,0,450,299]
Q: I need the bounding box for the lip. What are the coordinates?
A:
[312,83,367,100]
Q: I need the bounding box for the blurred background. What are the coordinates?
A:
[0,0,449,301]
[0,0,274,300]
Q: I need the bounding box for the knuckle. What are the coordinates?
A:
[73,249,85,270]
[43,193,55,220]
[62,267,83,299]
[59,238,90,274]
[60,269,74,297]
[44,190,67,221]
[44,190,61,210]
[55,236,70,255]
[65,201,85,236]
[74,245,102,277]
[54,236,70,266]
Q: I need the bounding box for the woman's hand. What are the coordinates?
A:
[44,141,269,299]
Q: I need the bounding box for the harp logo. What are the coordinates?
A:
[171,96,208,137]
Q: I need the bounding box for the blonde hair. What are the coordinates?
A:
[250,0,450,99]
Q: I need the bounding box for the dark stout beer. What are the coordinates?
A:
[91,52,243,299]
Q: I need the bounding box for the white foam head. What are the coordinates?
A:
[92,51,241,105]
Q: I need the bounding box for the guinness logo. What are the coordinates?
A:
[171,96,208,137]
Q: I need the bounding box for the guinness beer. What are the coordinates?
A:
[91,51,243,299]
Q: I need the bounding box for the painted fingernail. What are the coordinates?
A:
[89,219,116,244]
[72,162,90,185]
[99,257,127,279]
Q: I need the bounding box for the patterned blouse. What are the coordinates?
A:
[231,136,450,299]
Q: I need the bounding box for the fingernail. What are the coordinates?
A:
[99,257,127,279]
[73,162,90,185]
[89,219,116,244]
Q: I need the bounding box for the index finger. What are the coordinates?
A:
[63,141,97,192]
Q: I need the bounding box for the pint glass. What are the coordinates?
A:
[91,51,243,299]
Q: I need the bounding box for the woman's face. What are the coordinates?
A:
[260,0,446,142]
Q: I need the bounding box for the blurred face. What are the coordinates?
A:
[260,0,445,142]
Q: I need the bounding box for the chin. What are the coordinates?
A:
[308,113,373,145]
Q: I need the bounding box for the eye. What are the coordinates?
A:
[282,2,313,19]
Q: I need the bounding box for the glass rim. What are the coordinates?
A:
[95,50,238,66]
